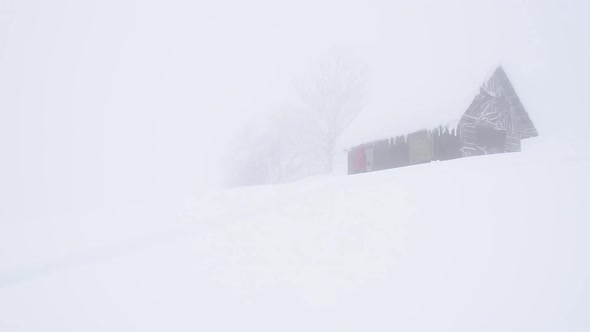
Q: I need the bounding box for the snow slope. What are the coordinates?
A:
[1,143,589,332]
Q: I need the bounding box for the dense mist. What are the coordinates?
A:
[2,0,589,222]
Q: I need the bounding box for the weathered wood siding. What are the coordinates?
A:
[408,130,432,165]
[459,67,537,156]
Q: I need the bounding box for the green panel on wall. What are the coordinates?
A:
[408,130,432,165]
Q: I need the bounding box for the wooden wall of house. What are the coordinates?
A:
[347,127,464,175]
[391,136,410,168]
[459,122,524,156]
[431,126,462,161]
[505,131,522,152]
[408,130,432,165]
[373,139,394,171]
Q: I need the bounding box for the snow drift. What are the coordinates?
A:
[0,141,589,332]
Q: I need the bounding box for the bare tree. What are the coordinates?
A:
[294,53,368,173]
[224,53,367,187]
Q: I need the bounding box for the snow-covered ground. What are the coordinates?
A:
[1,138,589,332]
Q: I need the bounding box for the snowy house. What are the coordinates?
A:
[347,66,538,174]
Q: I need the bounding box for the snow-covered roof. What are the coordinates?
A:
[337,66,510,150]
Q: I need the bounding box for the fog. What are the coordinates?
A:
[2,0,589,228]
[1,1,590,330]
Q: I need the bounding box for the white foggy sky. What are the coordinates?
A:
[1,0,589,222]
